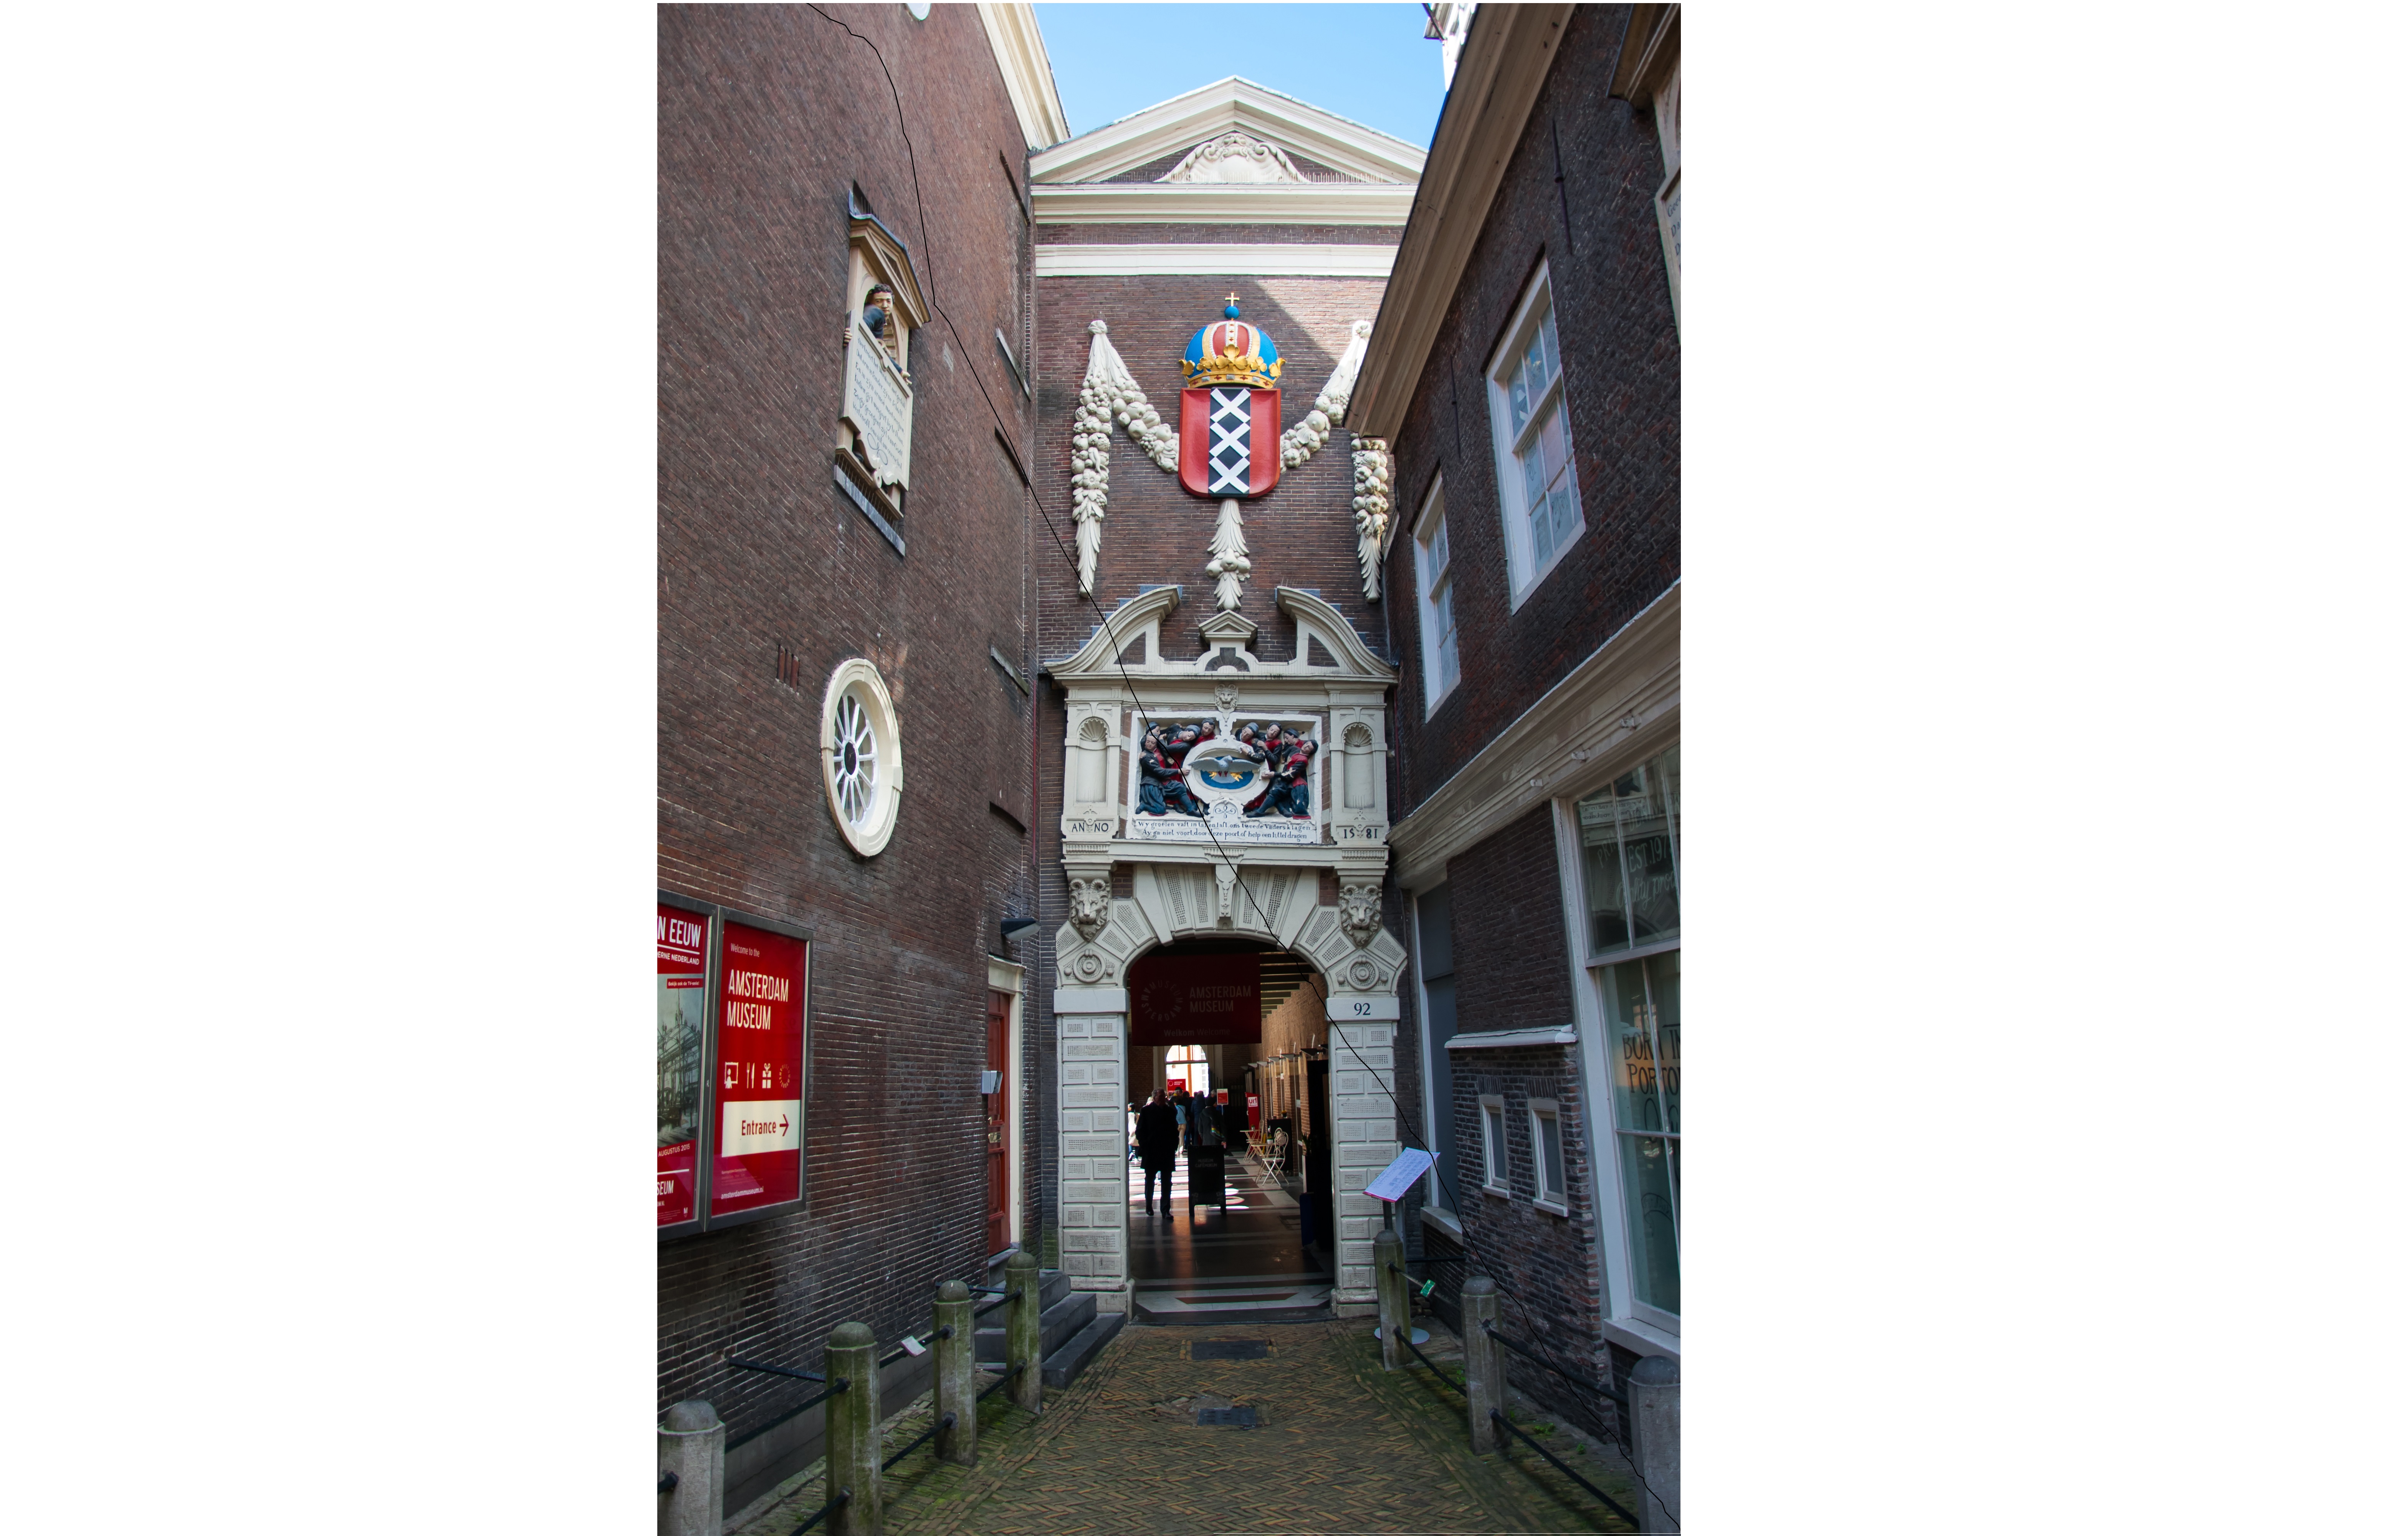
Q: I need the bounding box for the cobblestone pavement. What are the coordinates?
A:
[730,1317,1640,1536]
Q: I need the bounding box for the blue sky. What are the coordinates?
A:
[1030,3,1446,150]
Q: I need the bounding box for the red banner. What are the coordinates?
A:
[1130,951,1261,1046]
[657,904,710,1227]
[711,921,808,1217]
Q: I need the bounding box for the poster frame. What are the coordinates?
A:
[657,890,718,1243]
[702,904,815,1235]
[658,892,816,1241]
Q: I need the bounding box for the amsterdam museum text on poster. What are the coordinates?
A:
[711,921,808,1217]
[657,904,708,1226]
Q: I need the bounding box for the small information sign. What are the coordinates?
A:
[1363,1146,1437,1203]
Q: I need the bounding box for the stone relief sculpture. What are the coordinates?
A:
[1277,319,1373,470]
[1133,721,1209,817]
[1337,879,1383,948]
[1238,722,1318,819]
[1067,875,1113,941]
[1351,435,1393,601]
[1068,311,1376,604]
[1070,320,1179,594]
[1159,131,1307,184]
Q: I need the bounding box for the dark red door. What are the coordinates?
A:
[986,990,1012,1255]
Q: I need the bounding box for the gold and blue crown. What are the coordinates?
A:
[1181,300,1283,389]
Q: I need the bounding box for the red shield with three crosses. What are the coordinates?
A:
[1179,384,1282,498]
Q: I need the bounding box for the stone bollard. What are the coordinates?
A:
[1374,1228,1409,1370]
[1004,1250,1044,1413]
[658,1400,724,1536]
[933,1279,976,1467]
[825,1321,883,1536]
[1460,1276,1504,1455]
[1626,1354,1680,1535]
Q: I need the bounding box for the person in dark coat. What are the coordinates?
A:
[1134,1089,1180,1218]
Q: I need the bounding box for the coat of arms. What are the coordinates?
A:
[1177,299,1282,499]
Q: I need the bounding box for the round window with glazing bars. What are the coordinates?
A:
[819,659,901,856]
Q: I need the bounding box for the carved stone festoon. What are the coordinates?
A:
[1068,315,1376,600]
[1049,583,1409,1312]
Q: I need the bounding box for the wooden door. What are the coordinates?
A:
[986,990,1012,1255]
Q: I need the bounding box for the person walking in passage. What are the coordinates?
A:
[1134,1089,1180,1218]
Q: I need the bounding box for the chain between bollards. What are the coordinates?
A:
[1490,1409,1646,1529]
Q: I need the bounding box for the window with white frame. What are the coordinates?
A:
[1478,1094,1509,1195]
[1487,263,1584,605]
[1529,1098,1568,1214]
[1577,745,1681,1322]
[1413,478,1460,713]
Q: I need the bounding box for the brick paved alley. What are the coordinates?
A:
[731,1317,1640,1536]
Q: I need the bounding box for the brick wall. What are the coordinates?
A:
[1450,1042,1617,1442]
[1443,802,1574,1034]
[1034,271,1399,665]
[1381,2,1680,821]
[657,2,1043,1437]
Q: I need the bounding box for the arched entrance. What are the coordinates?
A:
[1124,937,1334,1322]
[1052,864,1409,1320]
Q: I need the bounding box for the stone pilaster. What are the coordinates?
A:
[1055,1006,1131,1311]
[1330,1021,1400,1309]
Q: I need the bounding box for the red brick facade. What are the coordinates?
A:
[1379,3,1683,1441]
[1382,4,1680,819]
[657,3,1043,1473]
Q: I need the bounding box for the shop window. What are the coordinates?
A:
[1578,745,1680,960]
[820,659,903,856]
[1599,947,1680,1322]
[1529,1098,1569,1215]
[1478,1093,1509,1196]
[1413,477,1460,713]
[1486,262,1584,607]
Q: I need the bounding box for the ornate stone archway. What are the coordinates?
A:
[1049,586,1407,1313]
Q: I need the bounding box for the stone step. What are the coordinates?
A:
[975,1284,1092,1364]
[1040,1309,1125,1390]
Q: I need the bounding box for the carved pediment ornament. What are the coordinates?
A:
[1159,131,1305,184]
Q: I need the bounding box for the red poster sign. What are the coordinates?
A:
[1166,1077,1187,1094]
[711,921,808,1218]
[657,904,709,1227]
[1129,951,1261,1046]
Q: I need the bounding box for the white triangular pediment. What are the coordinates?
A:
[1030,76,1425,187]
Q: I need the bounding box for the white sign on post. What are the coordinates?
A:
[1363,1146,1436,1203]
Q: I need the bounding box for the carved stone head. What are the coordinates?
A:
[1068,876,1112,941]
[1337,880,1383,948]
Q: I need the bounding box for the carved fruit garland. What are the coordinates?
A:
[1070,320,1179,594]
[1278,319,1373,468]
[1351,436,1393,601]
